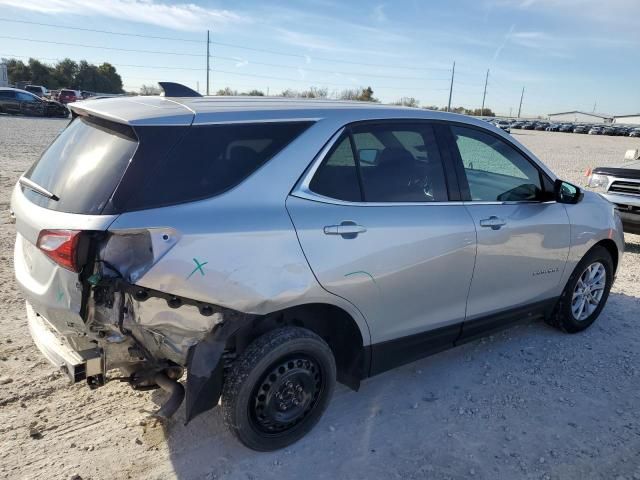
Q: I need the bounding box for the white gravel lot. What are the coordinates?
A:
[1,116,640,480]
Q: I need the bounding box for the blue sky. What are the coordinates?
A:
[0,0,638,116]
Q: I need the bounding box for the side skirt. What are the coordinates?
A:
[365,298,558,378]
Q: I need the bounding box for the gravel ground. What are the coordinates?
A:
[1,116,640,480]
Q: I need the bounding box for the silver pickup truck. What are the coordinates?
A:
[588,157,640,234]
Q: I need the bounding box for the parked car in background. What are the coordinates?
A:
[522,122,536,130]
[58,89,82,104]
[602,127,616,136]
[511,121,524,129]
[630,128,640,138]
[559,124,574,133]
[587,161,640,234]
[0,87,69,117]
[615,127,630,136]
[495,120,511,133]
[535,122,549,131]
[25,85,49,98]
[546,124,560,132]
[589,126,604,135]
[573,125,589,134]
[11,84,624,451]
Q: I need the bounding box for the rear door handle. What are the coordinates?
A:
[324,222,367,238]
[479,216,507,230]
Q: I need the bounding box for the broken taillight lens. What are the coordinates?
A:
[36,230,82,272]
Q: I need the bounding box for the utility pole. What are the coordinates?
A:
[206,29,210,95]
[447,60,455,112]
[481,69,489,116]
[517,86,525,118]
[509,107,513,118]
[197,81,200,93]
[593,101,597,113]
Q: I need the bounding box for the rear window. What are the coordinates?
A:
[23,116,138,214]
[122,122,313,211]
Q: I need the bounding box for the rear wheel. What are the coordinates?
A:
[222,326,336,451]
[547,246,613,333]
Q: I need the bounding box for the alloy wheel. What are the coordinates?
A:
[571,261,607,321]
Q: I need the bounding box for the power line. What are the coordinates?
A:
[208,68,451,91]
[0,51,450,91]
[0,35,206,57]
[212,55,450,82]
[0,53,206,71]
[0,17,202,43]
[0,17,451,73]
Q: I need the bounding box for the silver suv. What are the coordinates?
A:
[11,83,624,450]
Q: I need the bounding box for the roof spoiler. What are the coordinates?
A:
[158,82,202,98]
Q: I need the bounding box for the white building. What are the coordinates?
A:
[0,63,8,88]
[613,114,640,126]
[547,111,613,124]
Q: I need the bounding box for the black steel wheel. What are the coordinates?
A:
[251,354,324,434]
[222,327,336,451]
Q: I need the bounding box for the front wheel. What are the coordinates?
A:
[547,246,614,333]
[222,326,336,451]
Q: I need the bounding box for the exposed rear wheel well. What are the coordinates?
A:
[227,303,366,390]
[593,239,619,273]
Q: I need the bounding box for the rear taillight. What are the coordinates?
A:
[36,230,82,272]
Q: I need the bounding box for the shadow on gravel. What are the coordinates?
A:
[150,290,640,479]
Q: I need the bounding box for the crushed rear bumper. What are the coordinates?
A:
[26,302,103,384]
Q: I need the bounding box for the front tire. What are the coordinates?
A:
[222,326,336,451]
[547,246,614,333]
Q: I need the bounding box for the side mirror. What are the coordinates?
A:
[554,179,583,204]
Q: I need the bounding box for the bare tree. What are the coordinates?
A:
[216,87,238,96]
[140,84,161,95]
[339,86,377,102]
[392,97,420,108]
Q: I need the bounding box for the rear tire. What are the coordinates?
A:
[547,246,613,333]
[222,326,336,451]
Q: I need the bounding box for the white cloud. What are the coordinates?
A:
[0,0,246,31]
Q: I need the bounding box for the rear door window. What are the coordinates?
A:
[23,116,138,214]
[124,122,313,211]
[309,122,449,203]
[351,123,448,202]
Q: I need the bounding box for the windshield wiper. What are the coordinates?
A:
[19,177,60,201]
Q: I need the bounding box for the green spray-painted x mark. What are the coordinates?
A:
[187,258,208,279]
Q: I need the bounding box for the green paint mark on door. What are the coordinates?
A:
[187,258,208,279]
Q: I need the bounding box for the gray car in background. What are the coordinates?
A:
[11,83,624,450]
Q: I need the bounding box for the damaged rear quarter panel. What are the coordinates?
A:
[109,200,317,315]
[104,191,370,366]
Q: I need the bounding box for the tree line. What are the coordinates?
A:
[2,57,124,94]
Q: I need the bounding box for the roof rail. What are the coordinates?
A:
[158,82,202,98]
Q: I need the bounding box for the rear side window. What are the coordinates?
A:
[310,122,449,203]
[125,122,313,210]
[23,116,138,214]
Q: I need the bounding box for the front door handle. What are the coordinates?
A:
[479,216,507,230]
[324,221,367,239]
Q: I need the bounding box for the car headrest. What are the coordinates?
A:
[377,148,415,168]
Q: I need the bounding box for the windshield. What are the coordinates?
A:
[23,116,138,214]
